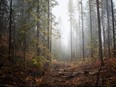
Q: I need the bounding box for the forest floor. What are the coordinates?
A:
[0,58,116,87]
[39,58,116,87]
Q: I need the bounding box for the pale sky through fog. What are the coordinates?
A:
[52,0,116,48]
[52,0,70,48]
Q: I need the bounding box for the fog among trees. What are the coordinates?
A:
[0,0,116,87]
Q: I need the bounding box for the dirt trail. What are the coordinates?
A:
[39,59,116,87]
[39,63,87,87]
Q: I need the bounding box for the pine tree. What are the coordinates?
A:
[68,0,74,61]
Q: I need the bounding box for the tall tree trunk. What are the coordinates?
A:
[70,13,73,61]
[9,0,12,62]
[48,0,50,49]
[96,0,104,66]
[106,0,111,58]
[47,0,51,61]
[37,0,40,56]
[81,0,85,61]
[49,0,52,53]
[101,0,106,57]
[21,1,26,60]
[68,0,74,61]
[111,0,116,57]
[89,0,93,58]
[78,1,81,58]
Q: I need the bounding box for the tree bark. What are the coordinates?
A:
[81,0,85,61]
[9,0,12,62]
[96,0,104,66]
[89,0,93,58]
[37,0,40,56]
[111,0,116,57]
[106,0,111,58]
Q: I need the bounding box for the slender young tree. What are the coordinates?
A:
[48,0,50,49]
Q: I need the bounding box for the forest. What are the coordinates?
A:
[0,0,116,87]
